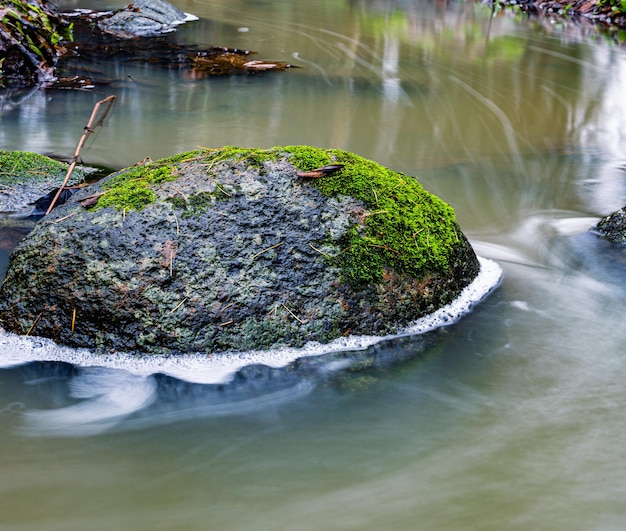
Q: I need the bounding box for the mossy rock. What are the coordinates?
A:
[0,150,91,212]
[0,146,480,355]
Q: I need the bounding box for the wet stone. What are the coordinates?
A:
[0,147,481,355]
[592,206,626,246]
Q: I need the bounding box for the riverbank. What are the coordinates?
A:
[487,0,626,40]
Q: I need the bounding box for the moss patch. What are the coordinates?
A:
[278,146,459,287]
[96,159,185,211]
[95,148,247,211]
[0,150,71,185]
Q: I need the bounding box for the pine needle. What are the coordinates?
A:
[251,241,283,260]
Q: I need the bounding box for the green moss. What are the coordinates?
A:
[0,150,70,184]
[97,148,257,212]
[158,149,205,164]
[203,145,271,169]
[96,161,178,211]
[272,145,332,170]
[278,146,460,286]
[187,190,224,212]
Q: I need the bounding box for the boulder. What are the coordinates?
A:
[0,146,480,355]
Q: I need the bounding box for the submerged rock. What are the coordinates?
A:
[591,206,626,246]
[0,146,480,355]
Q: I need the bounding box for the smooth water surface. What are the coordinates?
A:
[2,1,626,529]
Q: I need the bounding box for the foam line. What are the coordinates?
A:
[0,257,502,384]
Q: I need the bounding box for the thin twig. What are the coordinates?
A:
[215,183,231,197]
[308,242,331,258]
[282,303,306,324]
[251,241,283,260]
[47,212,78,225]
[171,187,189,202]
[367,210,389,217]
[26,312,43,336]
[413,228,424,249]
[367,243,400,254]
[46,95,117,215]
[372,187,379,206]
[71,307,76,333]
[170,298,188,314]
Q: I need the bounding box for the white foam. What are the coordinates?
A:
[20,368,157,437]
[0,257,501,384]
[178,12,200,24]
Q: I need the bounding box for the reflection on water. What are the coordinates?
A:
[2,0,626,529]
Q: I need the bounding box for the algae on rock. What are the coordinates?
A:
[0,146,480,355]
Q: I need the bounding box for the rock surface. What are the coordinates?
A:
[93,0,195,38]
[0,146,480,355]
[591,206,626,246]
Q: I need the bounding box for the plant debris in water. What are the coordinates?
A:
[1,1,294,90]
[487,0,626,31]
[53,11,294,87]
[61,30,294,80]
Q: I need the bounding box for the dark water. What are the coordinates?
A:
[2,1,626,529]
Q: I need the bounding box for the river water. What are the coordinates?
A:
[1,0,626,529]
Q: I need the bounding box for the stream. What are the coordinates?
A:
[1,0,626,529]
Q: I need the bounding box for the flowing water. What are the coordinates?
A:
[2,0,626,529]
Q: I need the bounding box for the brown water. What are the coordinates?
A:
[2,1,626,529]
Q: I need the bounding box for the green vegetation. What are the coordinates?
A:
[96,161,182,211]
[599,0,626,15]
[0,0,73,86]
[96,146,461,287]
[1,0,72,46]
[280,146,459,286]
[96,147,265,212]
[0,150,71,184]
